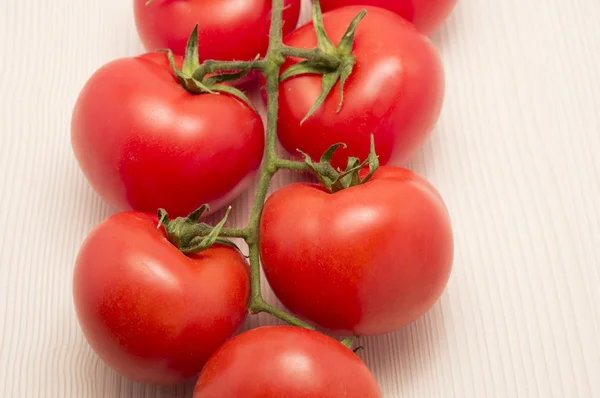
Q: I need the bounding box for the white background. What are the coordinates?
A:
[1,0,599,397]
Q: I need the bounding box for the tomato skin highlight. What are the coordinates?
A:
[320,0,457,34]
[259,166,453,336]
[73,212,251,385]
[71,52,264,217]
[277,6,444,170]
[193,326,382,397]
[134,0,301,61]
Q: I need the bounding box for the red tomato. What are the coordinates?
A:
[71,52,264,217]
[73,212,250,384]
[134,0,301,60]
[259,166,453,336]
[193,326,381,397]
[277,6,444,170]
[320,0,457,34]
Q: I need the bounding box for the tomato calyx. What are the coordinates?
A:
[299,135,379,193]
[163,25,258,111]
[157,205,240,254]
[280,0,367,124]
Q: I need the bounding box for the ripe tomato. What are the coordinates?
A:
[193,326,381,397]
[259,166,453,336]
[73,212,250,384]
[71,52,264,217]
[277,6,444,170]
[134,0,301,61]
[320,0,457,34]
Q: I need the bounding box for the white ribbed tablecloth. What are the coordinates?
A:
[1,0,599,396]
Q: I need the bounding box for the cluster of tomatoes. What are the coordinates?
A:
[70,0,457,396]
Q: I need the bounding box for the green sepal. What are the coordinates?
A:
[336,56,356,112]
[359,135,379,184]
[301,70,340,125]
[186,204,210,223]
[182,25,201,76]
[320,143,346,164]
[160,27,257,111]
[297,134,379,193]
[210,84,257,112]
[181,207,235,254]
[157,208,170,229]
[161,25,217,94]
[333,135,379,190]
[157,205,241,254]
[186,236,242,253]
[163,49,216,94]
[335,157,363,189]
[279,60,332,82]
[298,149,338,191]
[312,0,336,53]
[336,10,367,55]
[291,5,367,122]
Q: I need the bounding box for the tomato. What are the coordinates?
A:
[193,326,381,397]
[71,52,264,217]
[320,0,457,34]
[277,6,444,170]
[73,212,250,384]
[134,0,301,61]
[259,166,453,336]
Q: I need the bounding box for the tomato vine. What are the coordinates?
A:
[72,0,454,388]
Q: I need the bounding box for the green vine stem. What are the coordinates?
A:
[165,0,369,332]
[243,0,310,328]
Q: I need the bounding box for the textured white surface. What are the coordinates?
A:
[1,0,600,397]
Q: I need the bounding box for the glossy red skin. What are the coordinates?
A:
[134,0,301,60]
[277,6,444,170]
[193,326,382,397]
[71,52,264,217]
[260,167,453,336]
[320,0,457,35]
[73,212,251,385]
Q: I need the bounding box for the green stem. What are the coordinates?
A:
[217,228,249,239]
[247,242,314,329]
[252,297,315,329]
[281,46,341,68]
[238,0,314,329]
[341,336,356,350]
[274,158,311,171]
[200,59,266,73]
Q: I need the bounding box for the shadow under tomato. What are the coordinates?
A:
[357,300,452,395]
[79,354,197,398]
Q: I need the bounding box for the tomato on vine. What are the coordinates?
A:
[134,0,301,61]
[193,326,382,397]
[71,49,264,217]
[320,0,457,34]
[275,6,444,170]
[73,211,251,384]
[260,164,454,336]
